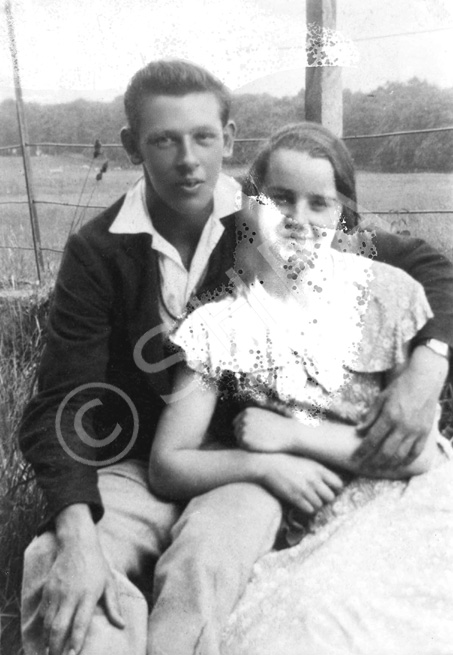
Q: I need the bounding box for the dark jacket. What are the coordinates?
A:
[19,196,453,530]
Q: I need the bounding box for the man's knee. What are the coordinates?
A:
[171,482,282,556]
[21,534,149,655]
[150,484,282,650]
[23,531,58,585]
[22,533,58,655]
[181,482,280,526]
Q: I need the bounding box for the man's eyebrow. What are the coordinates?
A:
[145,129,177,141]
[144,125,220,142]
[191,124,219,132]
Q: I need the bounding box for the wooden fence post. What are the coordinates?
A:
[5,0,44,283]
[305,0,343,137]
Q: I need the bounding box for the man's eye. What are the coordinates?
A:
[195,132,216,143]
[151,136,175,148]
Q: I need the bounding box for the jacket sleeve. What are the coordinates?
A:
[19,230,115,531]
[371,230,453,348]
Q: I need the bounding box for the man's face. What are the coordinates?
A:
[124,92,235,219]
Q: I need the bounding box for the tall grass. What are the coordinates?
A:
[0,289,51,655]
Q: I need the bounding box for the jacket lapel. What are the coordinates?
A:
[118,233,172,397]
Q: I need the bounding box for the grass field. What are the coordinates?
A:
[0,154,142,284]
[1,154,453,284]
[356,171,453,262]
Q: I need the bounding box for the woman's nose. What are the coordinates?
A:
[287,200,310,226]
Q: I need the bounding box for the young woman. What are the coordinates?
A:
[149,123,453,654]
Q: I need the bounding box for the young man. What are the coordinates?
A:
[20,59,453,655]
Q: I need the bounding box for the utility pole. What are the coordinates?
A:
[305,0,343,137]
[5,0,44,283]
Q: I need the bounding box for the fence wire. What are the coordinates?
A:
[2,125,453,263]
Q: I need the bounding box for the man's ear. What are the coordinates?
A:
[222,120,236,159]
[120,127,143,165]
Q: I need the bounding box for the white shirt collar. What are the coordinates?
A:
[109,172,242,236]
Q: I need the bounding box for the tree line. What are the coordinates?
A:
[1,78,452,172]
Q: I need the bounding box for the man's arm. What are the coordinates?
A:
[350,230,452,467]
[19,229,121,655]
[354,344,448,467]
[19,230,115,527]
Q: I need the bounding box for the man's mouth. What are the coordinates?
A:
[177,179,204,191]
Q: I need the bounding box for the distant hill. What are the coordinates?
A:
[1,78,452,172]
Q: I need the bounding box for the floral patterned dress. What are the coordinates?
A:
[171,251,453,655]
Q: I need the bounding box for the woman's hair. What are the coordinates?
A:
[244,122,359,232]
[124,59,232,136]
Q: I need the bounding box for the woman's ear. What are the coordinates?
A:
[120,127,143,165]
[222,120,236,159]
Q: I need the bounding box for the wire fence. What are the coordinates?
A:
[1,125,453,279]
[1,125,453,153]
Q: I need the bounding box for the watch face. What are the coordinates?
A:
[424,339,450,358]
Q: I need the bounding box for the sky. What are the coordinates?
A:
[1,0,453,104]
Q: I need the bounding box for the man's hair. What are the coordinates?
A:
[124,59,232,135]
[245,122,359,232]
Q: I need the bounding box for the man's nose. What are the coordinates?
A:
[176,137,199,170]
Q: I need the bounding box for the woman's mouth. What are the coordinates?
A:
[284,230,312,242]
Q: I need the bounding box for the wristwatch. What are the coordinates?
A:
[419,338,450,360]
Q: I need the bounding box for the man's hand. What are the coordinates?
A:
[260,453,344,514]
[234,407,294,453]
[40,504,124,655]
[354,345,448,471]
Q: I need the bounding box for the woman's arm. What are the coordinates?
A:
[149,365,260,499]
[149,365,344,512]
[234,405,438,479]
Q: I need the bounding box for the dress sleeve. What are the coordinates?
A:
[353,263,433,372]
[371,229,453,348]
[170,294,273,380]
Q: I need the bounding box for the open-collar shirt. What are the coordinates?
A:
[110,173,242,333]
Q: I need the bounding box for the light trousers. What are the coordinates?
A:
[21,460,281,655]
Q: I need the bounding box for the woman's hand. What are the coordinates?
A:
[260,453,344,514]
[233,407,345,513]
[234,407,296,453]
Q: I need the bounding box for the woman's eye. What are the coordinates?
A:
[270,193,291,206]
[310,197,330,211]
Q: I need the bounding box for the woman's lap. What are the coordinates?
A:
[221,453,453,655]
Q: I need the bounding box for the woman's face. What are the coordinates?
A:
[255,148,341,265]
